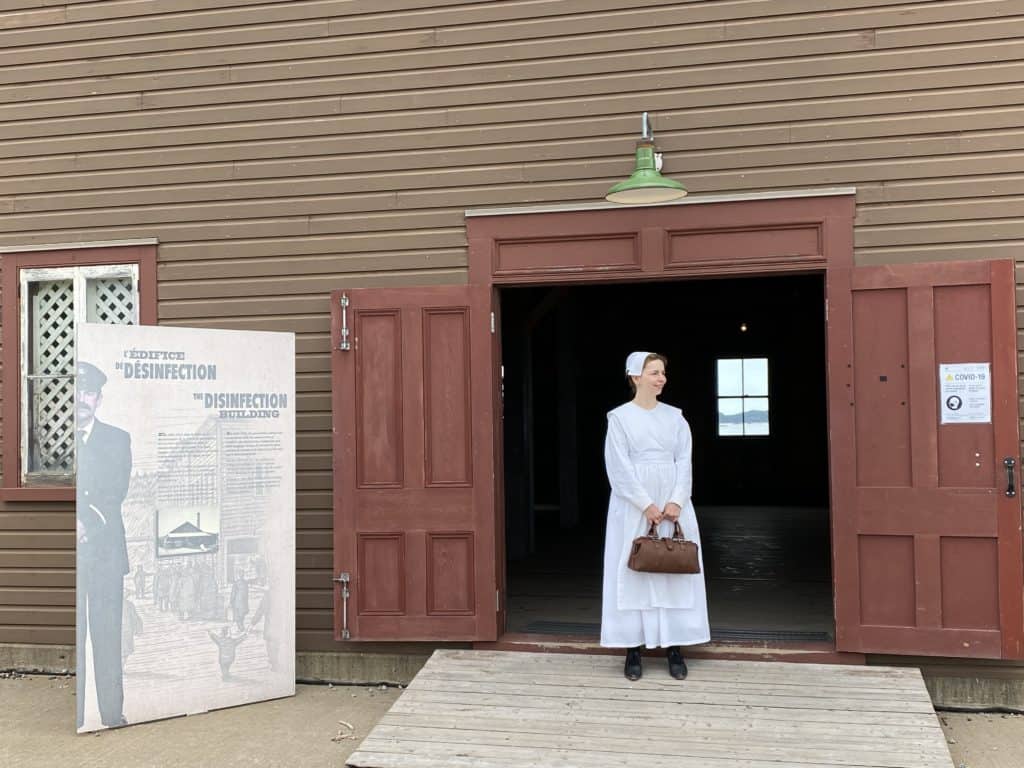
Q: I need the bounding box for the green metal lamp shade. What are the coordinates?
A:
[605,138,687,204]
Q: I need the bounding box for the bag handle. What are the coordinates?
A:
[646,521,687,541]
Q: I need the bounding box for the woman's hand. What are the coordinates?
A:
[643,504,663,525]
[663,503,682,522]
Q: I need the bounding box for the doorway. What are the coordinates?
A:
[500,274,833,643]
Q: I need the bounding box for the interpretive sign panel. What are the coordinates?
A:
[76,324,295,733]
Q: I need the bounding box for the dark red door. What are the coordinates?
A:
[330,285,498,641]
[829,259,1024,658]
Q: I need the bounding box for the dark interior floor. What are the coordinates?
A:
[507,506,834,642]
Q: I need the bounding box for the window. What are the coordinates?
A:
[1,243,155,499]
[20,265,139,486]
[717,357,770,437]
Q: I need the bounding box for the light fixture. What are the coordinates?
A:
[605,112,687,204]
[740,322,748,333]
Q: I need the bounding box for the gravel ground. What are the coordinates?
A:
[940,711,1024,768]
[0,672,400,768]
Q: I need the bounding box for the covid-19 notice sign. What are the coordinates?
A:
[939,362,991,425]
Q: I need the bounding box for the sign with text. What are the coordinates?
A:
[939,362,992,425]
[76,324,295,733]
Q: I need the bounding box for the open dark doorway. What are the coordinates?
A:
[500,274,832,644]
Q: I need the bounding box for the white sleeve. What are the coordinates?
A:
[604,413,654,512]
[668,416,693,509]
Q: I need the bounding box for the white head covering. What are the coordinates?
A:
[625,351,652,377]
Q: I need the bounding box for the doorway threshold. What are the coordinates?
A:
[477,632,866,665]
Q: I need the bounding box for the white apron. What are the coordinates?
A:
[600,401,711,649]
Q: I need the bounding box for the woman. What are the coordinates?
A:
[601,351,710,680]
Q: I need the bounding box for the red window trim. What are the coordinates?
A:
[0,244,157,501]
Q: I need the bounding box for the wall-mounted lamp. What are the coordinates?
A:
[605,112,687,204]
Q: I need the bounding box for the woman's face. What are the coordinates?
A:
[633,359,667,397]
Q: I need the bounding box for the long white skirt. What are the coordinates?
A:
[600,464,711,649]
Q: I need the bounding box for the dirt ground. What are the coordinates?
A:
[3,671,1024,767]
[0,673,401,768]
[940,711,1024,768]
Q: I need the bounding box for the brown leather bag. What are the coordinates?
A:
[627,521,700,574]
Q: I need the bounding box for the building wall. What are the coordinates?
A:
[1,0,1023,650]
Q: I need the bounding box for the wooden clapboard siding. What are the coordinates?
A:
[1,0,1023,652]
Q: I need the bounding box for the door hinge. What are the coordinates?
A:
[496,588,501,613]
[824,298,829,322]
[338,294,352,351]
[490,311,495,334]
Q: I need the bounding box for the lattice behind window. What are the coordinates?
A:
[87,276,136,324]
[29,280,75,473]
[30,377,75,473]
[32,281,74,375]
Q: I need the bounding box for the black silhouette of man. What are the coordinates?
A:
[75,361,132,729]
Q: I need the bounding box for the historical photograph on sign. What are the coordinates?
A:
[155,429,221,558]
[75,324,295,733]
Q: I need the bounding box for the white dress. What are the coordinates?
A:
[600,401,711,649]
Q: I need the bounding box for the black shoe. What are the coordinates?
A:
[667,646,687,680]
[624,646,643,681]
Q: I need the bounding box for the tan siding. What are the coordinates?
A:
[1,0,1024,652]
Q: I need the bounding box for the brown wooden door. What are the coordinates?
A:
[829,259,1024,658]
[330,285,498,641]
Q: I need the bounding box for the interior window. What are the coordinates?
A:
[716,357,769,437]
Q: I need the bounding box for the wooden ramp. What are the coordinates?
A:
[347,649,953,768]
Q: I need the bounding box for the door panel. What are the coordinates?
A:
[829,260,1024,658]
[331,286,497,641]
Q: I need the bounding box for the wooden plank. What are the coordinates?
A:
[0,530,72,548]
[415,657,929,691]
[0,625,72,645]
[390,694,941,728]
[858,195,1024,226]
[0,551,73,568]
[858,220,1024,248]
[159,249,464,280]
[431,650,925,680]
[413,664,931,694]
[351,739,939,768]
[0,6,63,30]
[412,665,928,696]
[364,724,951,765]
[384,705,942,740]
[0,586,73,605]
[0,511,72,529]
[0,569,73,587]
[402,690,930,725]
[405,678,934,714]
[0,605,73,624]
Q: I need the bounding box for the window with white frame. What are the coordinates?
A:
[716,357,770,437]
[20,264,138,485]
